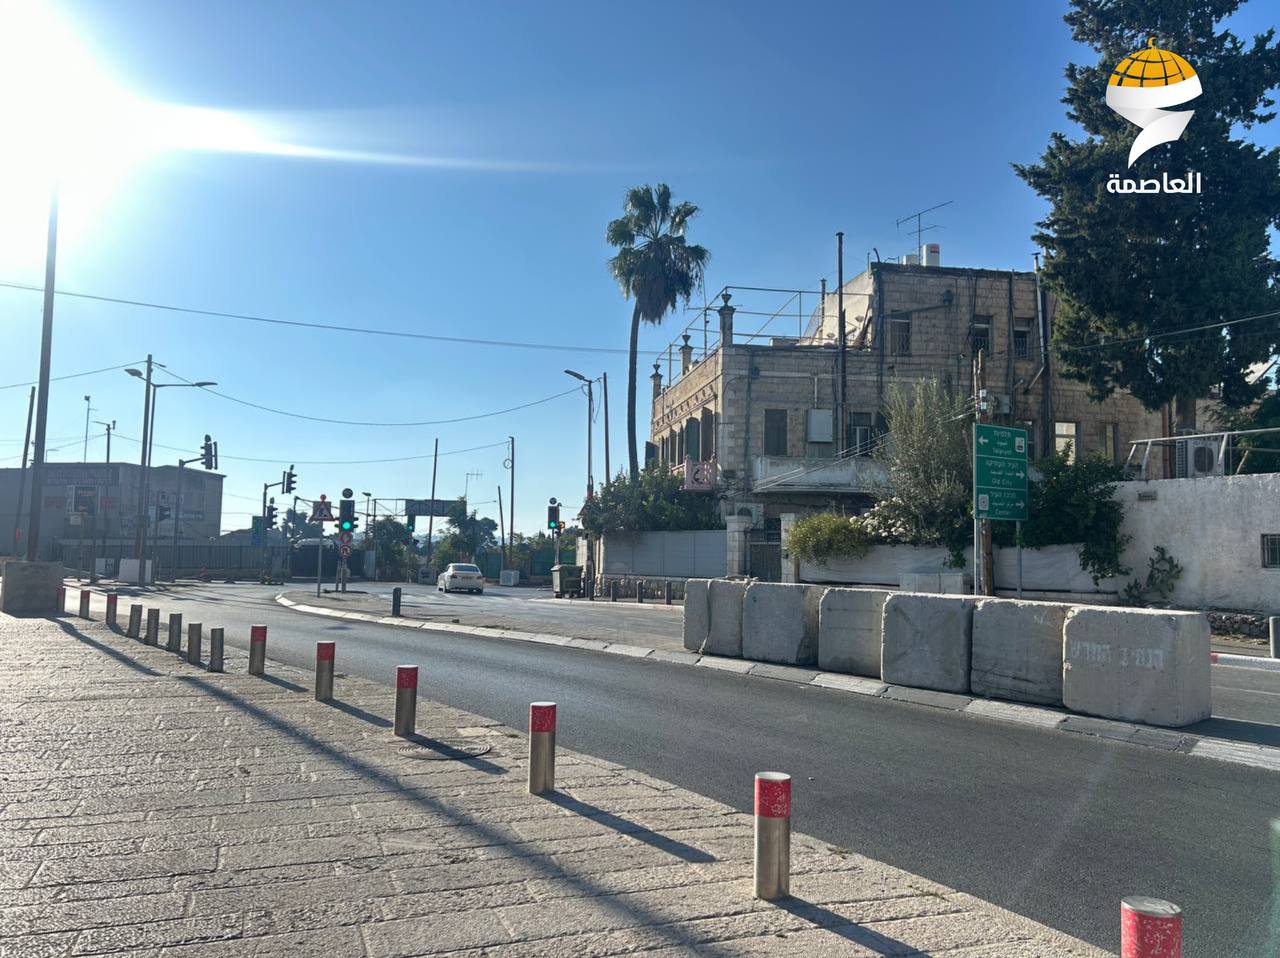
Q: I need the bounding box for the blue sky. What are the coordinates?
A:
[0,0,1275,534]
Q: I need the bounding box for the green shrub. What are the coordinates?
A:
[788,513,873,565]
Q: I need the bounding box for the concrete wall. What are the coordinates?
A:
[818,587,889,677]
[1115,473,1280,613]
[970,599,1068,705]
[598,530,727,580]
[881,593,975,694]
[741,583,822,666]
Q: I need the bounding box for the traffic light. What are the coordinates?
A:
[338,497,358,533]
[547,503,561,531]
[283,465,296,494]
[265,498,278,529]
[200,434,217,470]
[406,515,416,533]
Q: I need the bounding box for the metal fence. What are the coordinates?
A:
[62,541,289,577]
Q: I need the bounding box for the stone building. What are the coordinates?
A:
[0,461,224,563]
[649,257,1175,573]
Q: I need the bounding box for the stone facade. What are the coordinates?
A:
[651,262,1172,527]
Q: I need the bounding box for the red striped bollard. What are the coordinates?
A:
[528,702,556,795]
[105,594,118,628]
[248,625,267,675]
[754,772,791,901]
[78,589,91,619]
[1121,897,1181,958]
[315,642,335,701]
[394,666,418,737]
[126,603,142,639]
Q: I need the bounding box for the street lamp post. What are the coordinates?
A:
[82,395,94,462]
[564,370,594,501]
[93,420,116,463]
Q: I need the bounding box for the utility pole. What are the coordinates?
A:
[24,192,59,563]
[426,438,439,569]
[12,387,34,556]
[508,435,515,571]
[82,395,93,462]
[836,233,846,456]
[602,372,611,484]
[497,485,506,569]
[93,420,115,463]
[132,356,154,562]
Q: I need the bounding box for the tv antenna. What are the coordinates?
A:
[895,200,954,252]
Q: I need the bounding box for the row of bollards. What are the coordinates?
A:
[75,584,1189,938]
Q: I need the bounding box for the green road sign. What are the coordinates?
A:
[974,423,1028,521]
[250,515,265,547]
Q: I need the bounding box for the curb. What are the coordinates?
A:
[1213,651,1280,672]
[273,592,1280,775]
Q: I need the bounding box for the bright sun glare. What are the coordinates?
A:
[0,0,277,266]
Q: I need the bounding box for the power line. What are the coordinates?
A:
[112,433,510,466]
[0,360,145,392]
[0,281,632,356]
[157,367,579,427]
[1059,310,1280,354]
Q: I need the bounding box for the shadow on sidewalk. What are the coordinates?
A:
[259,674,308,694]
[541,792,716,863]
[54,620,160,677]
[777,897,930,956]
[52,622,842,958]
[324,699,392,729]
[1187,716,1280,748]
[400,731,507,775]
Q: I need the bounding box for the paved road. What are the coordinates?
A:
[97,584,1279,955]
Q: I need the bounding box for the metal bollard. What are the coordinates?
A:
[78,589,91,619]
[106,594,118,628]
[167,613,183,652]
[187,622,202,665]
[315,641,335,701]
[528,702,556,795]
[609,579,617,602]
[144,608,160,645]
[208,628,224,673]
[664,580,672,605]
[248,624,267,675]
[126,603,142,639]
[1270,616,1279,659]
[394,665,418,737]
[754,772,791,901]
[636,580,644,603]
[1120,897,1181,958]
[58,586,66,612]
[392,587,402,617]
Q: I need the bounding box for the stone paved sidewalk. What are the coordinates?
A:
[0,612,1111,957]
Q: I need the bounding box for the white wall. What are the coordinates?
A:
[599,530,727,579]
[1115,473,1279,613]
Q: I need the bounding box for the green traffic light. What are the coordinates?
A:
[340,519,353,531]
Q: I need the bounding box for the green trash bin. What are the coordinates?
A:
[551,564,582,599]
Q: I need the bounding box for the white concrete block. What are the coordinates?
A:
[0,560,62,615]
[703,579,747,657]
[818,588,890,677]
[881,593,975,694]
[899,572,941,593]
[970,598,1068,706]
[938,572,970,595]
[741,582,821,666]
[682,578,711,652]
[1062,606,1211,728]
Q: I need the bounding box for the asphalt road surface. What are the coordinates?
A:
[94,583,1280,955]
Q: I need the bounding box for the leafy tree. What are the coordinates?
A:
[873,379,973,563]
[606,184,710,479]
[1015,0,1280,411]
[1210,388,1280,473]
[442,497,497,561]
[282,508,320,542]
[366,517,416,581]
[579,469,723,536]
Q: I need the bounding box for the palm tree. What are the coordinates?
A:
[606,184,709,480]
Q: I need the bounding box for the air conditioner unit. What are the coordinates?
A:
[1175,438,1224,478]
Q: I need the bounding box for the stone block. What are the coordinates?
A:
[938,572,970,595]
[0,560,62,616]
[1062,606,1211,727]
[881,593,975,694]
[682,579,711,652]
[970,598,1068,706]
[899,572,940,593]
[703,579,747,657]
[818,588,889,677]
[740,583,821,666]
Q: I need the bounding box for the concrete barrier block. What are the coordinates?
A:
[938,572,969,595]
[971,598,1067,706]
[682,579,711,652]
[818,588,890,677]
[899,572,941,593]
[741,583,822,666]
[881,593,975,694]
[704,579,747,657]
[1062,606,1211,727]
[0,561,63,616]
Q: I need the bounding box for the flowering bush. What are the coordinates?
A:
[787,513,873,565]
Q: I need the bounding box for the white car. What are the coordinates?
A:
[437,563,485,594]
